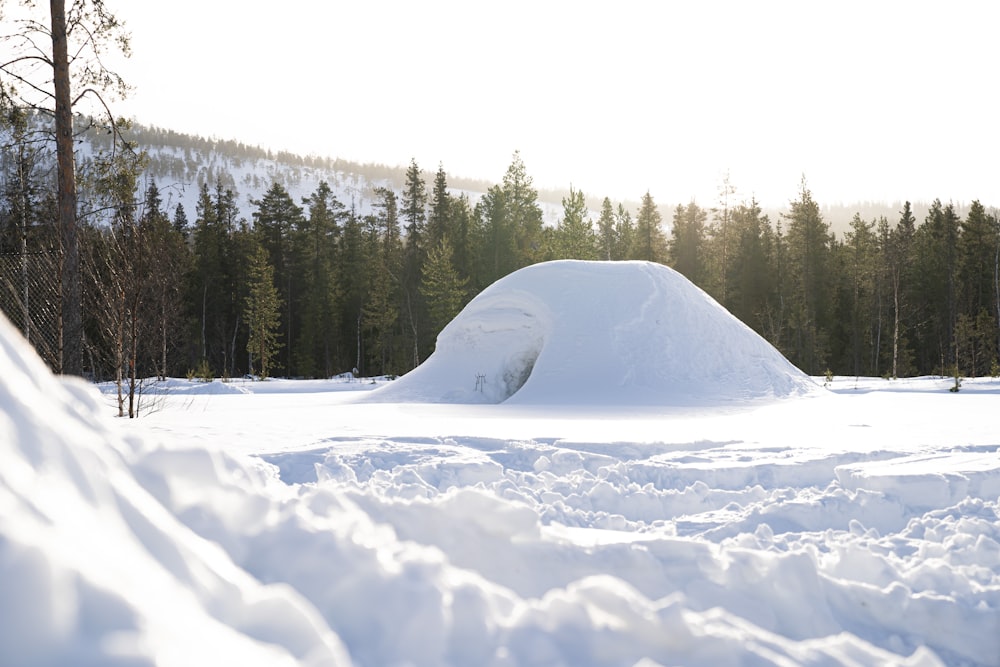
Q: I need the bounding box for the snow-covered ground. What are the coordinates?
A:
[2,261,999,666]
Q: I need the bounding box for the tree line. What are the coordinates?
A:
[3,118,1000,403]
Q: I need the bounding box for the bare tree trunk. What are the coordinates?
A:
[17,140,31,342]
[51,0,82,376]
[161,298,168,380]
[995,236,1000,365]
[115,291,125,417]
[891,269,900,379]
[128,297,139,418]
[406,290,420,368]
[356,313,362,375]
[230,314,240,379]
[201,283,208,361]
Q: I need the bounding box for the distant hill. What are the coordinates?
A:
[62,119,985,235]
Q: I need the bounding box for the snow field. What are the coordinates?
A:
[2,259,999,666]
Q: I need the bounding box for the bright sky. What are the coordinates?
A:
[107,1,997,208]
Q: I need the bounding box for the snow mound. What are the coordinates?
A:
[372,260,818,405]
[0,315,351,666]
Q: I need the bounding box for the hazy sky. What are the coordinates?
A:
[108,1,997,208]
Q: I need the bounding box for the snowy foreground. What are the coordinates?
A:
[2,261,999,666]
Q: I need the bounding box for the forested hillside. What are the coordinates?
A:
[2,112,997,410]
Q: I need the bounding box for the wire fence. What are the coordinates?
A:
[0,250,62,371]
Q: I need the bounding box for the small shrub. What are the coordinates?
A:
[189,359,212,383]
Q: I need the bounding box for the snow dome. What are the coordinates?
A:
[371,260,818,405]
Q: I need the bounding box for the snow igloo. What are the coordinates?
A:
[370,260,818,405]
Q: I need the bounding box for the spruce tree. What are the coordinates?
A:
[728,198,780,339]
[502,151,544,268]
[632,191,667,263]
[251,182,303,373]
[554,186,597,260]
[420,237,469,339]
[142,181,191,381]
[449,194,476,286]
[886,201,916,377]
[706,176,738,304]
[401,159,429,367]
[912,199,960,372]
[614,203,634,261]
[668,202,708,286]
[363,187,403,375]
[475,184,515,288]
[337,205,368,374]
[294,181,344,376]
[839,213,878,376]
[172,202,190,239]
[427,163,452,250]
[596,197,616,261]
[191,180,244,376]
[244,242,282,379]
[781,177,833,374]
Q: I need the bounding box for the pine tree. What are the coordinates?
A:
[0,1,131,375]
[955,201,999,375]
[172,202,190,239]
[706,176,738,303]
[363,187,403,375]
[886,201,917,377]
[782,177,833,374]
[244,242,282,379]
[632,191,667,263]
[401,158,429,367]
[293,181,344,377]
[251,182,303,374]
[420,237,469,339]
[474,184,515,288]
[502,151,544,267]
[728,198,780,339]
[141,181,191,381]
[912,199,960,372]
[958,201,996,319]
[554,186,597,260]
[449,193,476,286]
[191,180,244,377]
[596,197,616,261]
[614,203,634,261]
[839,213,878,376]
[427,163,452,250]
[668,202,708,286]
[337,204,368,374]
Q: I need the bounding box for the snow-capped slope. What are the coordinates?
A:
[371,260,818,405]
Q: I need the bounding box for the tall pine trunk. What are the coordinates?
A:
[892,270,900,379]
[51,0,82,375]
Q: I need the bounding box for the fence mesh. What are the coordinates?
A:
[0,250,62,371]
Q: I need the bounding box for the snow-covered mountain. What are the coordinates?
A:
[111,124,568,227]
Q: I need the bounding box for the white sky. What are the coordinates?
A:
[106,1,997,208]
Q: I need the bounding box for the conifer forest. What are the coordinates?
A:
[2,115,999,402]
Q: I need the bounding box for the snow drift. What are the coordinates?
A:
[0,315,351,666]
[372,260,817,404]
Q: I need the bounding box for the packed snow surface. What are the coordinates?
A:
[372,260,817,404]
[2,261,999,666]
